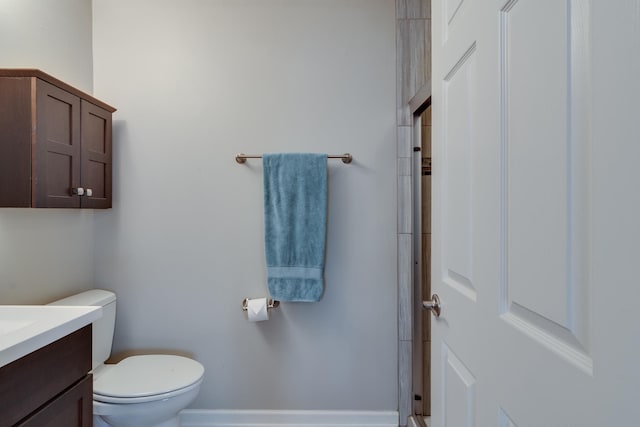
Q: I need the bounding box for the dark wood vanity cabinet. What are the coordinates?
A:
[0,326,93,427]
[0,69,116,208]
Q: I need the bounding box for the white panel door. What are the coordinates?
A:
[430,1,640,425]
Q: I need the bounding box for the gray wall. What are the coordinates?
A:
[91,0,398,411]
[0,0,398,412]
[0,0,95,304]
[0,0,93,93]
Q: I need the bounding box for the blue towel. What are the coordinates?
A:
[263,153,327,302]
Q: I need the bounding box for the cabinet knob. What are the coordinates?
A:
[86,189,93,197]
[72,187,85,196]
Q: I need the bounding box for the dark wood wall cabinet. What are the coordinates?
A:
[0,69,116,208]
[0,326,93,427]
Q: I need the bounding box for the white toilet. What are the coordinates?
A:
[49,290,205,427]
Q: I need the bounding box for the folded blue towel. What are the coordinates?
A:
[263,153,327,302]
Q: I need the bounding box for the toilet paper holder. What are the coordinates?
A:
[242,298,280,312]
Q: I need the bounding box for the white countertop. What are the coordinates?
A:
[0,305,102,368]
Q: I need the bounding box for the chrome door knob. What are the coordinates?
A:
[86,188,93,197]
[72,187,85,196]
[423,294,441,318]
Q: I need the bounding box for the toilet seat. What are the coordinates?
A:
[93,354,204,404]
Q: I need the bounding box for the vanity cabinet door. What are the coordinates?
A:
[0,326,91,427]
[17,376,93,427]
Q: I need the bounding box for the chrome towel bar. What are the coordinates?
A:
[235,153,352,164]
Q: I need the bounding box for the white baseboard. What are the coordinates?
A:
[180,409,399,427]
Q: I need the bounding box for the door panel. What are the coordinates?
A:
[498,409,517,427]
[499,0,592,371]
[432,0,640,425]
[432,0,487,425]
[443,43,477,301]
[442,343,475,427]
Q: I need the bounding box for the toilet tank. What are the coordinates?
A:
[48,289,116,370]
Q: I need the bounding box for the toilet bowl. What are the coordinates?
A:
[92,354,204,427]
[49,290,205,427]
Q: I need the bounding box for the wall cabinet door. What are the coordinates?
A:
[80,100,112,209]
[34,79,82,208]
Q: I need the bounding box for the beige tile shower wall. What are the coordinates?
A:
[396,0,431,425]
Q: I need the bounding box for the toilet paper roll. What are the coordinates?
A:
[246,298,270,322]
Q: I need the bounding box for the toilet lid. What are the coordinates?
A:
[93,355,205,398]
